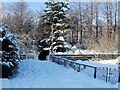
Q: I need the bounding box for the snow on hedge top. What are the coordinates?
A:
[63,42,72,48]
[6,32,18,45]
[55,23,63,27]
[57,36,64,41]
[0,25,18,46]
[53,45,62,50]
[0,27,3,32]
[59,11,64,14]
[62,7,68,11]
[43,47,50,50]
[54,30,64,34]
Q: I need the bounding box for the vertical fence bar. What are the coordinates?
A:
[64,60,66,67]
[94,67,97,78]
[77,64,80,72]
[106,68,108,82]
[108,68,111,82]
[51,56,53,62]
[118,67,120,82]
[73,63,76,71]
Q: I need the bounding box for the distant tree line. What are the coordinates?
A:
[1,1,119,53]
[68,2,118,52]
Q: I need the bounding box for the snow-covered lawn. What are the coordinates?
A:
[1,59,118,88]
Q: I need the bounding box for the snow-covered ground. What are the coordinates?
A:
[76,59,118,68]
[1,58,118,88]
[96,56,119,65]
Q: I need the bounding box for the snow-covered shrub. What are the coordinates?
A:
[52,36,71,52]
[0,24,20,78]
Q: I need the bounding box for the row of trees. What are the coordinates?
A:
[1,1,119,53]
[1,2,39,56]
[68,2,118,51]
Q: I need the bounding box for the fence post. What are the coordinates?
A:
[77,64,80,72]
[107,68,111,82]
[53,57,55,62]
[106,68,109,82]
[94,67,97,78]
[51,56,53,62]
[118,67,120,82]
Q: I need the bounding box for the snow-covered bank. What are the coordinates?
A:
[96,56,119,65]
[76,60,118,68]
[1,59,117,88]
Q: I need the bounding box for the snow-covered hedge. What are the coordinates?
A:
[0,24,20,78]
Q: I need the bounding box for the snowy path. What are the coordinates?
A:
[1,59,116,88]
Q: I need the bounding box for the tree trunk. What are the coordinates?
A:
[95,2,99,39]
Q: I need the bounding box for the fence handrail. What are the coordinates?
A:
[51,53,120,56]
[50,55,119,84]
[51,55,118,69]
